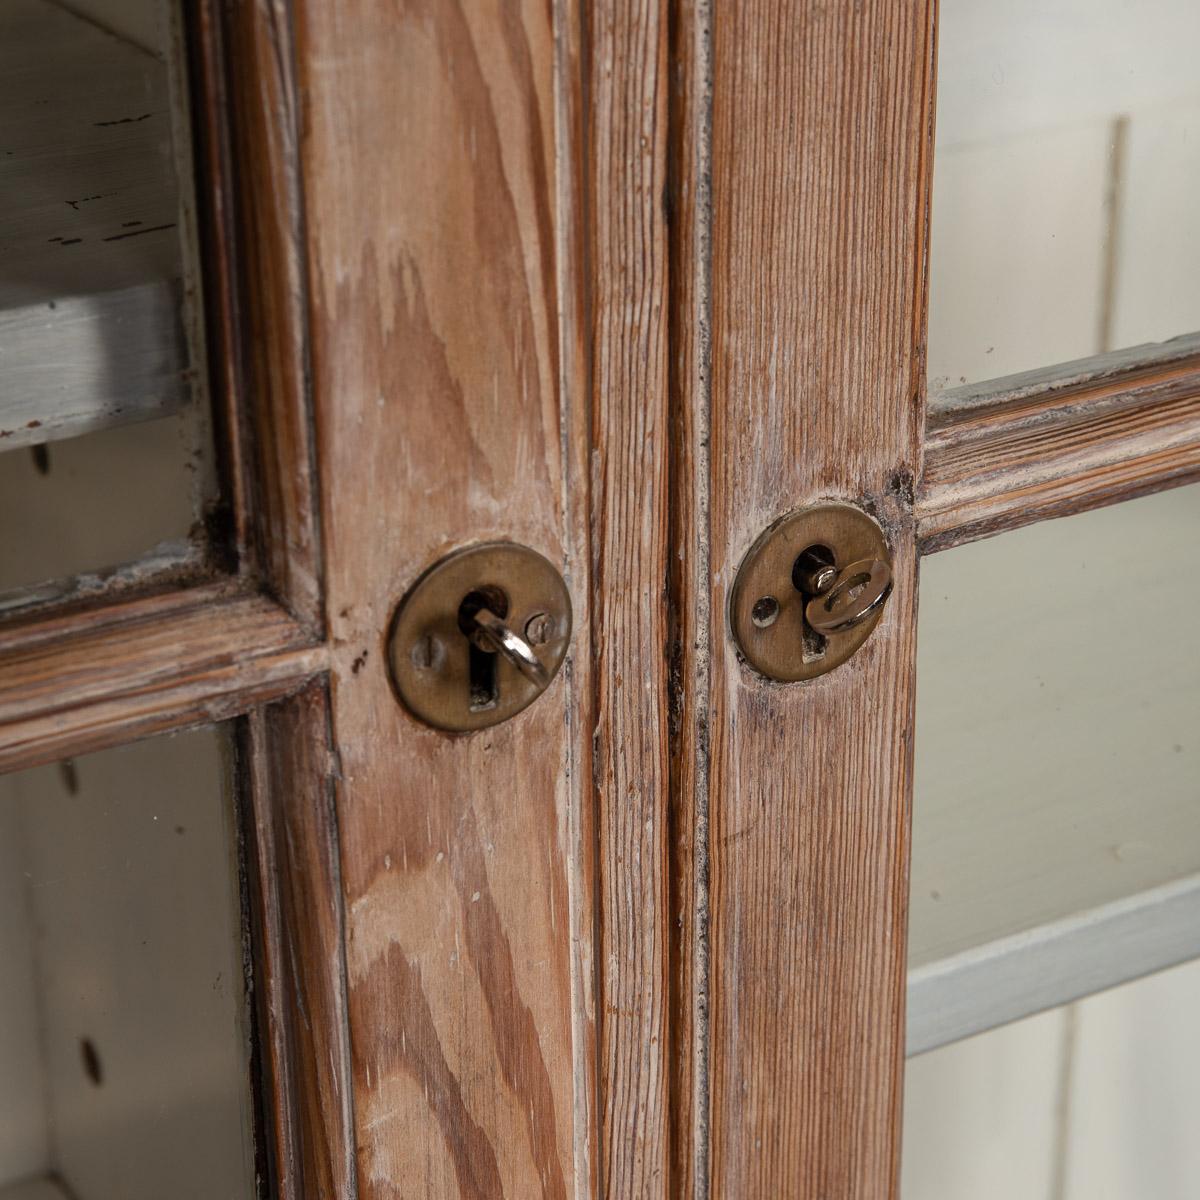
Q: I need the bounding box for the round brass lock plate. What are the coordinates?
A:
[387,542,572,732]
[730,503,892,682]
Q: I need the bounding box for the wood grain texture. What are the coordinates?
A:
[245,683,357,1199]
[0,583,322,771]
[666,1,713,1195]
[292,3,596,1196]
[190,0,324,627]
[588,2,672,1196]
[703,3,935,1195]
[919,352,1200,552]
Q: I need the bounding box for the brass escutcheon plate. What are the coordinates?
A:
[387,542,572,732]
[730,502,892,681]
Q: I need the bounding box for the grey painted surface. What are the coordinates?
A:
[909,485,1200,1049]
[0,728,256,1198]
[0,0,187,451]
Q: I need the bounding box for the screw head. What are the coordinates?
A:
[524,612,554,646]
[410,633,443,671]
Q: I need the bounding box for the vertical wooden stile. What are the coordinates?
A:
[588,1,674,1196]
[697,2,937,1195]
[245,684,357,1199]
[292,3,596,1195]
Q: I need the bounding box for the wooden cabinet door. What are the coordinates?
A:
[280,1,933,1196]
[9,2,1191,1198]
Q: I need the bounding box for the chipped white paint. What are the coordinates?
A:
[0,0,190,451]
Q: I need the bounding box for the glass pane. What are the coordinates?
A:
[0,0,217,610]
[0,725,256,1198]
[902,957,1200,1198]
[929,0,1200,390]
[911,485,1200,973]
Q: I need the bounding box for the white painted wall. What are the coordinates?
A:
[903,959,1200,1199]
[928,0,1200,387]
[52,0,164,58]
[911,0,1200,1190]
[0,728,256,1199]
[0,799,49,1183]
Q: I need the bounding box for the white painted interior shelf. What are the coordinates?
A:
[906,485,1200,1055]
[0,0,187,451]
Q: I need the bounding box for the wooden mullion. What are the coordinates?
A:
[919,355,1200,552]
[0,584,323,771]
[243,682,357,1199]
[699,2,936,1194]
[588,1,673,1194]
[190,0,324,630]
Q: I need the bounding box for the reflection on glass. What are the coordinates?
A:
[0,0,215,608]
[0,726,256,1198]
[929,0,1200,390]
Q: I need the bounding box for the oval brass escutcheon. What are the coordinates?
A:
[730,503,893,681]
[387,542,572,732]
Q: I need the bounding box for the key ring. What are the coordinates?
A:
[804,558,893,635]
[471,607,550,687]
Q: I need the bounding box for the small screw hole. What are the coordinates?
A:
[751,596,780,628]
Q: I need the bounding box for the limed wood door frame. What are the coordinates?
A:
[285,0,936,1193]
[3,2,1199,1198]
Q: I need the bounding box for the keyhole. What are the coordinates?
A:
[793,544,835,663]
[458,586,509,712]
[467,642,498,711]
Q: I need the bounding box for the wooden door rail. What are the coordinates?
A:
[919,346,1200,553]
[0,582,325,770]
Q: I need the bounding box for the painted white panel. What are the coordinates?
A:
[1111,99,1200,351]
[908,875,1200,1055]
[936,0,1200,149]
[0,801,48,1186]
[1061,958,1200,1199]
[902,1005,1068,1200]
[0,728,256,1200]
[0,0,188,453]
[927,124,1109,390]
[931,0,1200,387]
[910,485,1200,1044]
[905,961,1200,1198]
[0,1180,70,1200]
[0,412,203,599]
[0,283,187,451]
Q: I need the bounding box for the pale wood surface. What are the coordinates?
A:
[587,2,672,1195]
[246,686,357,1200]
[294,3,596,1195]
[0,585,321,771]
[700,2,935,1195]
[920,347,1200,552]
